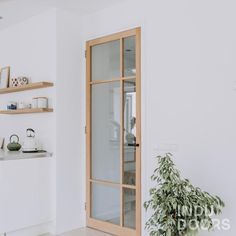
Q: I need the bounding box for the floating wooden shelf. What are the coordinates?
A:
[0,82,54,94]
[0,108,53,115]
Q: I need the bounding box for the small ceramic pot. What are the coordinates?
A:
[7,101,17,110]
[18,102,26,109]
[37,97,48,108]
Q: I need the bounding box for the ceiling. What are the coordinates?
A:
[0,0,126,30]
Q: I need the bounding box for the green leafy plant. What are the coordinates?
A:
[144,153,225,236]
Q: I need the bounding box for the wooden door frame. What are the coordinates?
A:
[86,27,141,236]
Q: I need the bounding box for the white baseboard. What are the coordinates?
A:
[3,221,54,236]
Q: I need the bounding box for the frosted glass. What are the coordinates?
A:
[92,82,120,183]
[124,188,136,229]
[124,36,136,77]
[92,183,120,225]
[92,40,120,81]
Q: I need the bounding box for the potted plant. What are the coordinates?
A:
[144,153,225,236]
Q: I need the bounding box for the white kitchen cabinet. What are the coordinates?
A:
[0,157,54,235]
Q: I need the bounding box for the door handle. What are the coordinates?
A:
[128,143,140,147]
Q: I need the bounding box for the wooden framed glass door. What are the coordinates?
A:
[86,28,141,236]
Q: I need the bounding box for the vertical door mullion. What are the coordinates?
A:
[119,38,124,227]
[120,38,124,78]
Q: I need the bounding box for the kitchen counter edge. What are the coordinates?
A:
[0,151,53,161]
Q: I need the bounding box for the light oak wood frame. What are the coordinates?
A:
[86,27,141,236]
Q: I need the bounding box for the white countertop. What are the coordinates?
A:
[0,150,53,161]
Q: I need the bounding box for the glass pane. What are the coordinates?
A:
[124,188,136,229]
[123,80,136,185]
[124,36,136,77]
[92,40,120,81]
[92,82,120,183]
[92,183,120,225]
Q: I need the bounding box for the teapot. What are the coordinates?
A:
[22,128,38,153]
[7,134,21,151]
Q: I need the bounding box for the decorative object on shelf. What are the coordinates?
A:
[7,101,17,110]
[0,66,10,89]
[17,76,29,86]
[32,98,38,109]
[144,153,225,236]
[0,137,4,149]
[7,134,21,151]
[32,97,48,109]
[10,77,19,87]
[17,101,31,109]
[26,103,31,109]
[37,97,48,108]
[10,77,29,87]
[22,128,39,153]
[18,101,26,109]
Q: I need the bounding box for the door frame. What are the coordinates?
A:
[86,27,141,236]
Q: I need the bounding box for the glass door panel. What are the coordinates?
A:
[123,188,136,229]
[92,40,120,81]
[124,36,136,77]
[123,80,136,186]
[92,81,120,183]
[92,182,120,225]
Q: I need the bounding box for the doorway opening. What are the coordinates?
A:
[86,28,141,236]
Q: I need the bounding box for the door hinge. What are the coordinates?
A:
[85,202,87,211]
[85,50,87,58]
[85,126,87,134]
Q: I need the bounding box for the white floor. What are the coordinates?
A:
[58,228,111,236]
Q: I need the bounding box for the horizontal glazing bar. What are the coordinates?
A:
[90,76,136,85]
[89,179,137,190]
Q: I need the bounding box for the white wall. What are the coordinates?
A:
[0,9,56,235]
[0,9,56,152]
[73,0,236,235]
[55,9,86,234]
